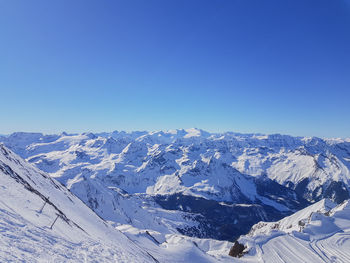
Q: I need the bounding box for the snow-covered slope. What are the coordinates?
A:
[236,198,350,262]
[0,144,156,262]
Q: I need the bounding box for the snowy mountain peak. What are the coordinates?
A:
[183,128,209,138]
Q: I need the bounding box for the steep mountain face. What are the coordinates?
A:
[236,199,350,262]
[1,129,349,241]
[0,144,156,262]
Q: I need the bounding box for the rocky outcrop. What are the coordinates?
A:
[228,241,246,257]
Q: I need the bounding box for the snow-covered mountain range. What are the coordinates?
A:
[2,141,350,262]
[1,129,350,242]
[1,128,350,262]
[0,142,237,262]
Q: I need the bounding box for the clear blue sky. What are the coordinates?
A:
[1,0,349,137]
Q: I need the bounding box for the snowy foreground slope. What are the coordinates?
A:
[0,144,156,262]
[237,199,350,262]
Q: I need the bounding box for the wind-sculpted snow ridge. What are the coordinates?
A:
[236,198,350,262]
[1,129,350,241]
[0,144,156,262]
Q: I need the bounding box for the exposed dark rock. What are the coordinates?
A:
[294,178,310,200]
[255,175,309,209]
[324,181,349,204]
[228,241,246,258]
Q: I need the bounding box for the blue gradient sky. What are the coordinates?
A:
[1,0,350,137]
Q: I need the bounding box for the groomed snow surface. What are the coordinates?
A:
[238,199,350,263]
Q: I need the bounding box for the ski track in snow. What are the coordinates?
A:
[240,200,350,263]
[253,232,350,263]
